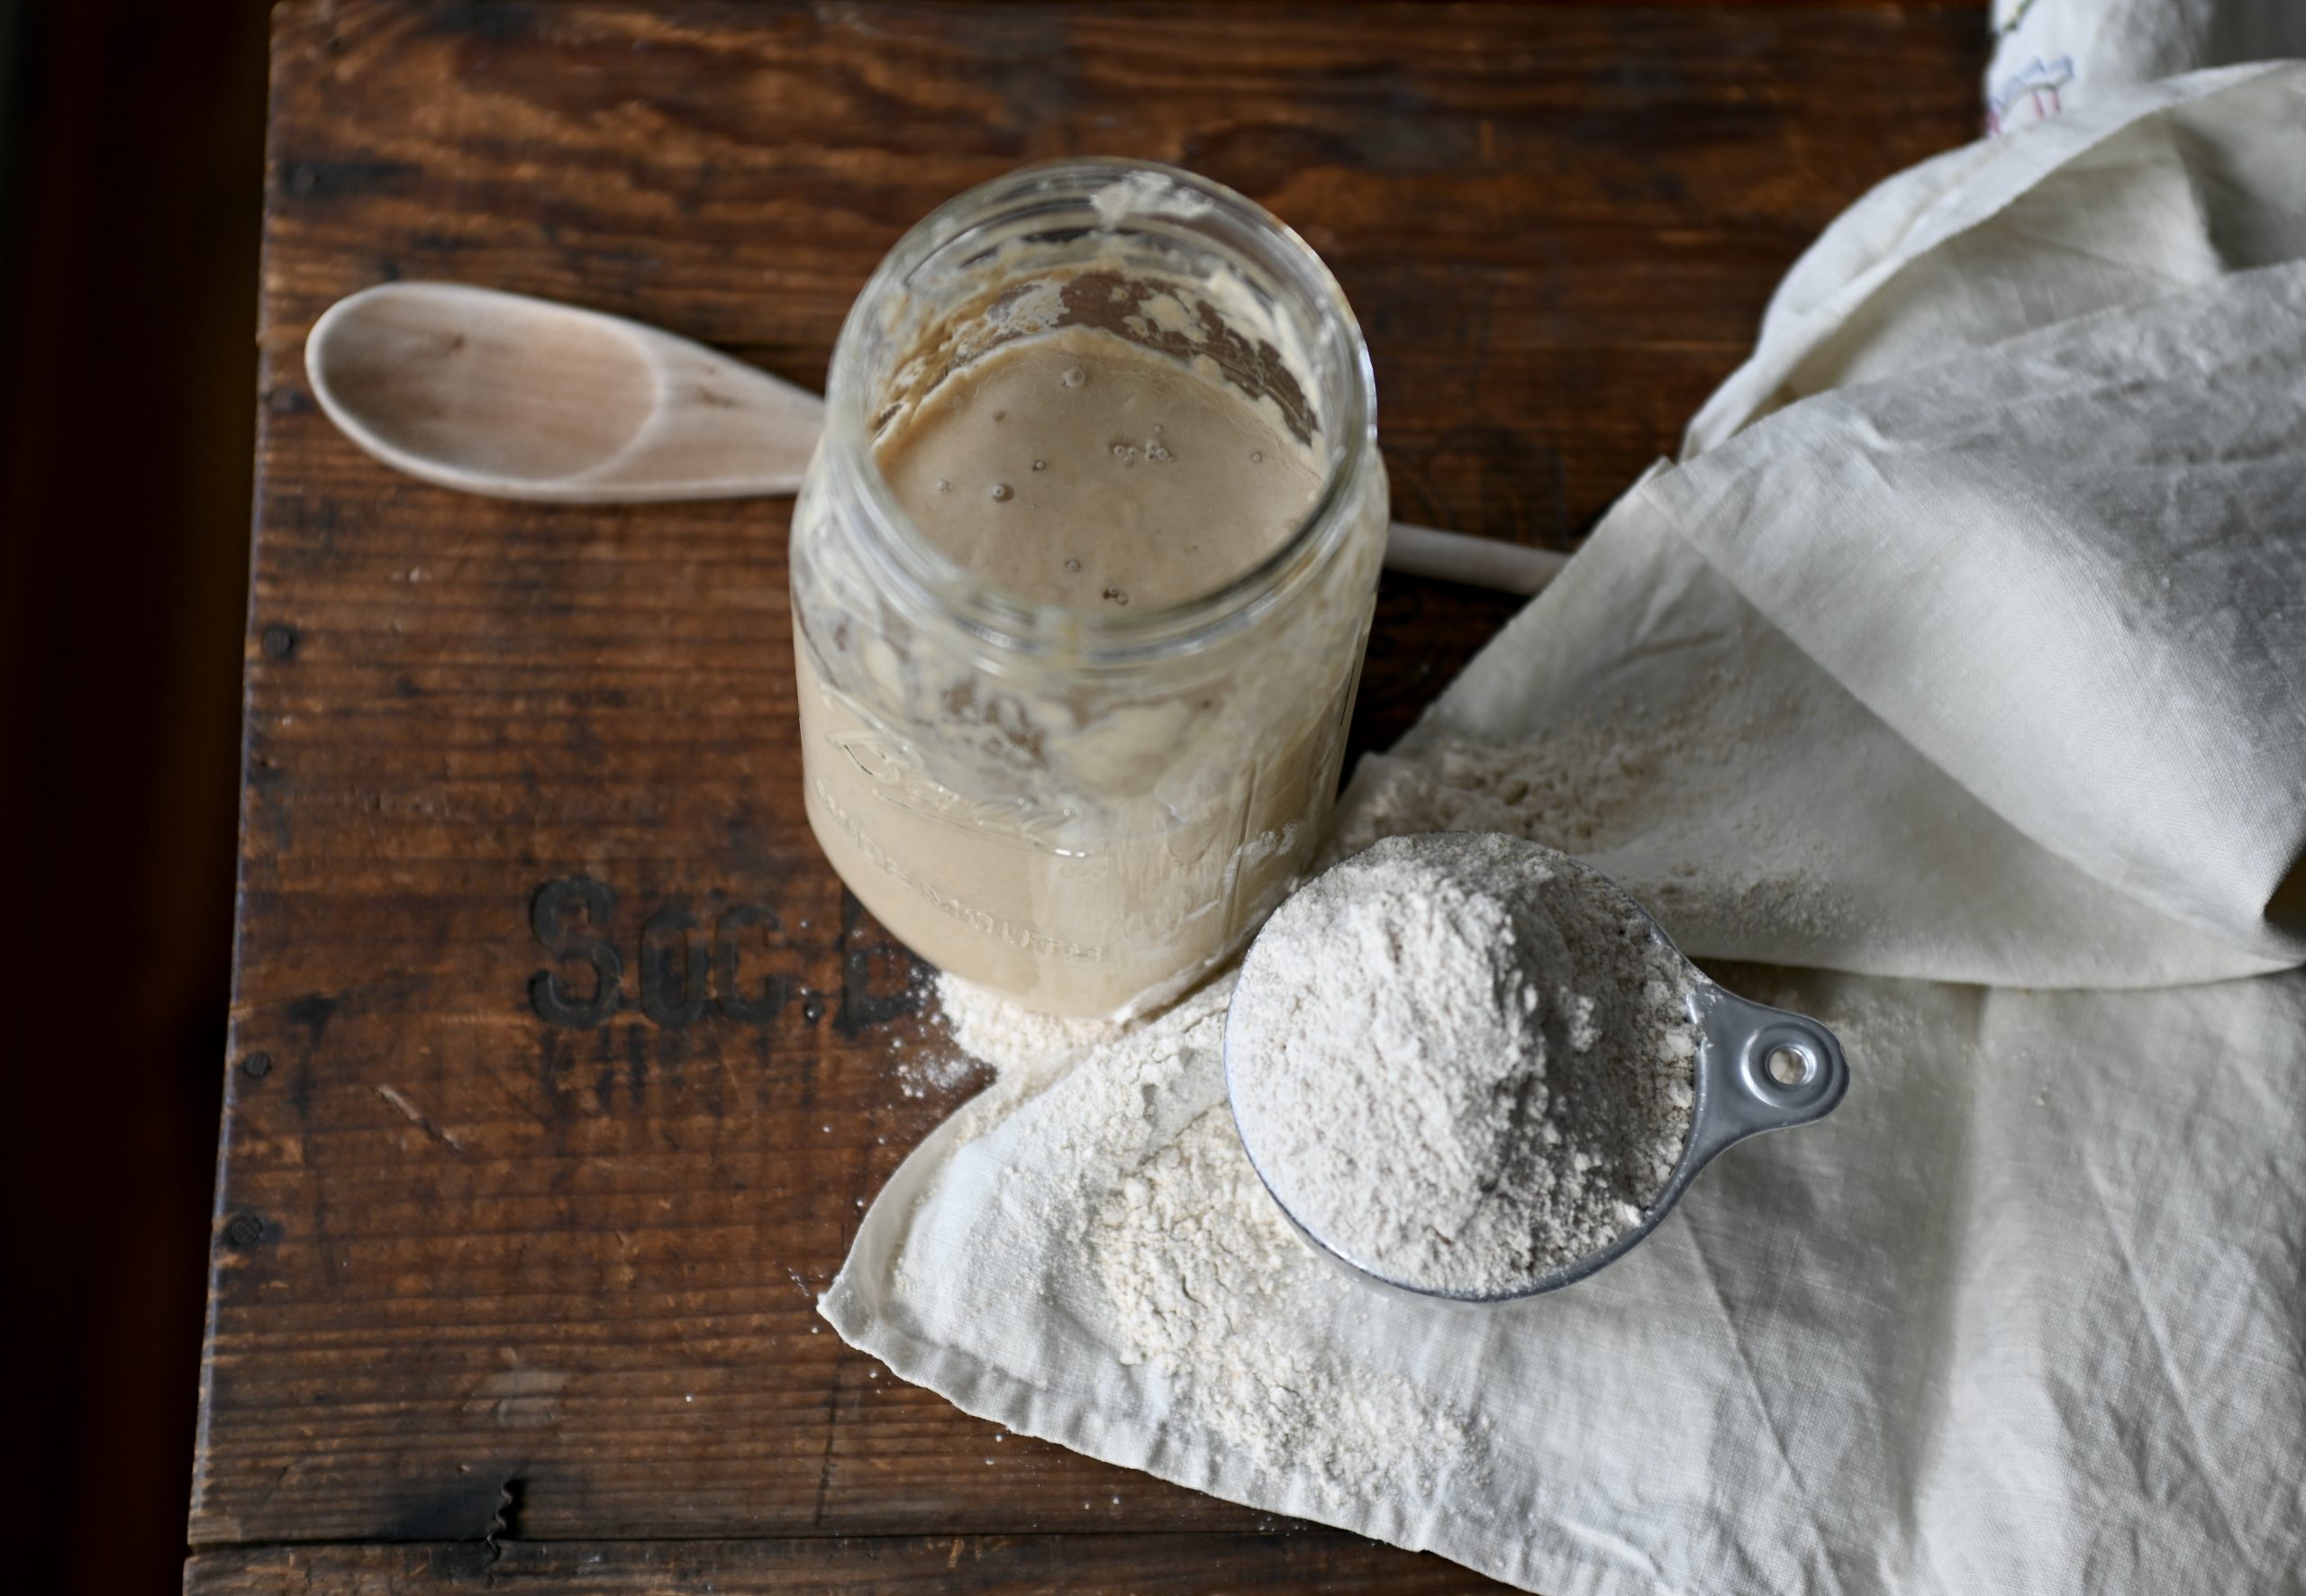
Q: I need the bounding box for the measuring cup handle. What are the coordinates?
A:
[1684,988,1850,1167]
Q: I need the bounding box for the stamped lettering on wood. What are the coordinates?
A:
[528,875,816,1029]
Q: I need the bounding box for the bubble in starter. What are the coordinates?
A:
[937,477,953,492]
[1064,558,1081,573]
[1031,459,1046,472]
[1249,450,1263,464]
[1147,443,1172,462]
[1061,367,1085,388]
[1103,585,1130,606]
[989,482,1013,502]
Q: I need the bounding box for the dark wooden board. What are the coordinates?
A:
[199,0,1986,1583]
[186,1534,1506,1593]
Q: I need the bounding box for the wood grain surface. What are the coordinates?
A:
[186,1535,1511,1593]
[199,0,1985,1586]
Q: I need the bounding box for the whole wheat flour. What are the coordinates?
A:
[1090,1094,1484,1504]
[1325,714,1733,866]
[910,977,1490,1512]
[1229,833,1699,1294]
[936,971,1131,1078]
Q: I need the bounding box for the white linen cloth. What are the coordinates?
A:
[822,41,2306,1596]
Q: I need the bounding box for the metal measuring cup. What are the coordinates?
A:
[1221,833,1850,1303]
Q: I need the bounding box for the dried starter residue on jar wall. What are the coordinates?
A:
[867,166,1318,444]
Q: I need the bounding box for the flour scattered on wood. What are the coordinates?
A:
[892,1038,983,1100]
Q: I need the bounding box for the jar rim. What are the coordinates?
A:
[820,158,1379,668]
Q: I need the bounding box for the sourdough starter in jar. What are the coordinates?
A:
[790,161,1386,1018]
[876,331,1319,609]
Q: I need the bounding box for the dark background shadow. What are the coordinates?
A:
[0,2,272,1591]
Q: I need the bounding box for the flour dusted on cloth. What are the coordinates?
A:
[881,977,1493,1519]
[1322,693,1757,866]
[939,983,1397,1478]
[1090,1093,1483,1502]
[1229,834,1697,1294]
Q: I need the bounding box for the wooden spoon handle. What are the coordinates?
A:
[1384,521,1566,595]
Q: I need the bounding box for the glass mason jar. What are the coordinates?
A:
[790,159,1387,1018]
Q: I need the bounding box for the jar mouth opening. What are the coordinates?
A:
[822,159,1379,666]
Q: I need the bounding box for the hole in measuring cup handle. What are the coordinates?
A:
[1693,988,1849,1148]
[1766,1045,1811,1086]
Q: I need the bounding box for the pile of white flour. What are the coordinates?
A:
[1227,833,1698,1294]
[926,975,1489,1509]
[934,973,1129,1075]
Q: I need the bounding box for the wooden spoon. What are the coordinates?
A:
[305,281,1566,594]
[305,281,823,502]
